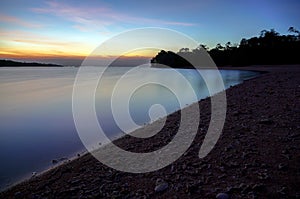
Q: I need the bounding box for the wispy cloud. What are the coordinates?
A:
[32,1,115,32]
[0,14,42,28]
[31,1,196,32]
[12,39,81,47]
[130,18,196,27]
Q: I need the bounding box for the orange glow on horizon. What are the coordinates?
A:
[0,46,158,61]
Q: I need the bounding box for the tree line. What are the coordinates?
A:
[0,59,63,67]
[151,27,300,67]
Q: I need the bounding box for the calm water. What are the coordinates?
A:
[0,67,259,189]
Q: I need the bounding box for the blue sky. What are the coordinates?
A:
[0,0,299,65]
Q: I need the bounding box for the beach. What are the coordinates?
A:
[1,65,299,198]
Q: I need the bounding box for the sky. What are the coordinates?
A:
[0,0,299,65]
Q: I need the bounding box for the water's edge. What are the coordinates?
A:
[0,69,262,191]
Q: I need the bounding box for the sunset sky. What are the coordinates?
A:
[0,0,299,65]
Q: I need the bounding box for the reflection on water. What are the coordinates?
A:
[0,67,259,189]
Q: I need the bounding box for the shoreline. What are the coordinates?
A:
[0,66,257,192]
[0,66,260,190]
[1,65,299,198]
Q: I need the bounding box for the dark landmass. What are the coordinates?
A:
[151,50,195,69]
[1,65,299,198]
[151,27,300,68]
[0,60,63,67]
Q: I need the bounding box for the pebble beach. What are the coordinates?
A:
[1,65,299,198]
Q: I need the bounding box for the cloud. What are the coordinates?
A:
[12,39,81,47]
[31,1,115,32]
[31,1,196,32]
[0,14,42,28]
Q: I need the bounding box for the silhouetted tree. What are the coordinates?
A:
[151,28,300,67]
[288,26,299,34]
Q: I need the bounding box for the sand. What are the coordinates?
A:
[1,65,299,198]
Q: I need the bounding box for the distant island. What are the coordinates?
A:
[0,60,63,67]
[151,27,300,68]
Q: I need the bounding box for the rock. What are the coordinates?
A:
[155,182,168,193]
[277,186,288,195]
[216,192,229,199]
[233,110,240,116]
[257,172,270,180]
[259,119,274,125]
[228,162,239,168]
[227,185,242,194]
[278,163,288,171]
[52,159,58,164]
[252,183,266,192]
[242,185,252,194]
[185,182,199,194]
[170,165,174,172]
[14,191,22,198]
[155,178,168,193]
[52,157,67,164]
[217,174,226,179]
[70,179,81,185]
[281,149,289,154]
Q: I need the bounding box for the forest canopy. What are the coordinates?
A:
[151,27,300,67]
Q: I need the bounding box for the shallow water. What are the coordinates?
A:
[0,67,259,189]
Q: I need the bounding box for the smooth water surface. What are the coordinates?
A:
[0,67,259,189]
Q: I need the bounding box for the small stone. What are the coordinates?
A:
[14,191,22,198]
[233,110,240,116]
[278,163,288,171]
[216,192,229,199]
[32,172,37,177]
[170,165,174,172]
[277,186,288,195]
[52,159,58,164]
[281,149,289,154]
[185,182,199,194]
[155,178,169,193]
[238,183,246,189]
[70,179,81,185]
[259,119,273,125]
[155,182,168,192]
[218,174,226,179]
[257,172,270,180]
[242,185,252,194]
[252,183,266,192]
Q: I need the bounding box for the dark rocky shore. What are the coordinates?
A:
[1,65,299,198]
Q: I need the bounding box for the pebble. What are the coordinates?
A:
[257,172,270,180]
[155,178,169,193]
[52,159,58,164]
[278,163,288,171]
[252,183,266,192]
[1,70,299,199]
[259,119,274,125]
[277,186,288,195]
[227,186,241,193]
[216,192,229,199]
[14,191,22,198]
